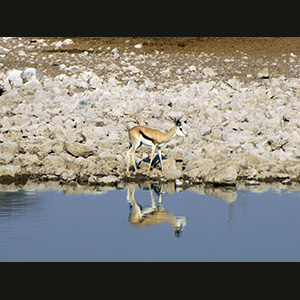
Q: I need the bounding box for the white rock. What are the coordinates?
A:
[127,78,138,90]
[42,155,66,175]
[64,142,94,158]
[0,142,19,155]
[176,69,182,75]
[163,157,177,172]
[189,65,197,72]
[199,125,212,136]
[0,153,14,165]
[160,68,171,78]
[205,166,238,186]
[134,43,143,49]
[144,77,156,89]
[63,38,74,45]
[51,41,63,48]
[21,68,44,85]
[18,50,27,57]
[61,169,76,181]
[96,175,119,186]
[175,178,184,187]
[88,74,103,89]
[257,68,269,79]
[6,70,23,88]
[202,67,215,77]
[33,89,52,102]
[166,170,182,180]
[0,165,21,177]
[224,58,234,63]
[17,154,40,168]
[126,65,140,74]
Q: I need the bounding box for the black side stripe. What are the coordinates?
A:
[140,130,154,143]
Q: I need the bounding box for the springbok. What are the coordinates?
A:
[127,117,188,176]
[126,183,187,237]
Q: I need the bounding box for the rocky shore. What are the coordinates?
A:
[1,37,300,188]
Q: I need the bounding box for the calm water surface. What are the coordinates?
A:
[1,182,300,262]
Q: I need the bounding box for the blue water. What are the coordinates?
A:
[0,183,300,261]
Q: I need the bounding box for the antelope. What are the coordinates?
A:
[127,117,188,176]
[126,183,187,237]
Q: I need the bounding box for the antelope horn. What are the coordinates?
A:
[169,116,177,123]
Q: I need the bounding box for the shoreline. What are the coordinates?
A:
[1,176,300,207]
[0,171,297,187]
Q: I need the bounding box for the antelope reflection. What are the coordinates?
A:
[126,183,187,237]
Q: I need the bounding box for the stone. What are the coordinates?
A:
[6,70,23,88]
[18,50,27,57]
[0,165,21,178]
[165,170,182,180]
[64,142,94,158]
[81,126,106,141]
[162,157,177,172]
[0,142,20,156]
[61,169,77,181]
[224,58,234,63]
[185,157,215,171]
[17,154,40,168]
[95,175,119,186]
[175,178,184,187]
[189,65,197,72]
[51,41,63,48]
[144,78,156,89]
[42,155,66,175]
[257,68,269,79]
[204,166,238,186]
[0,153,14,165]
[202,67,215,77]
[199,125,212,136]
[21,68,44,85]
[63,38,74,45]
[134,43,143,49]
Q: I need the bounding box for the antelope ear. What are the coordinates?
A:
[169,116,175,122]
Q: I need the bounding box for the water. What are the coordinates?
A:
[0,182,300,262]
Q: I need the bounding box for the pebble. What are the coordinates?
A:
[189,65,197,72]
[257,68,269,79]
[202,67,216,77]
[134,43,143,49]
[63,39,74,45]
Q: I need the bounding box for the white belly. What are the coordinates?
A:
[140,135,154,147]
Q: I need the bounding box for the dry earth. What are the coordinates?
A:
[2,37,300,82]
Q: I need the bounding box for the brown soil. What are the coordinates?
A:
[1,37,300,85]
[44,37,300,56]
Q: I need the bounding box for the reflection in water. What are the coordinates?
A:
[126,182,187,237]
[0,190,38,219]
[1,181,300,261]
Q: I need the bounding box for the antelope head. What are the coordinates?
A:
[169,116,188,137]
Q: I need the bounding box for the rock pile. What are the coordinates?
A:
[1,63,300,187]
